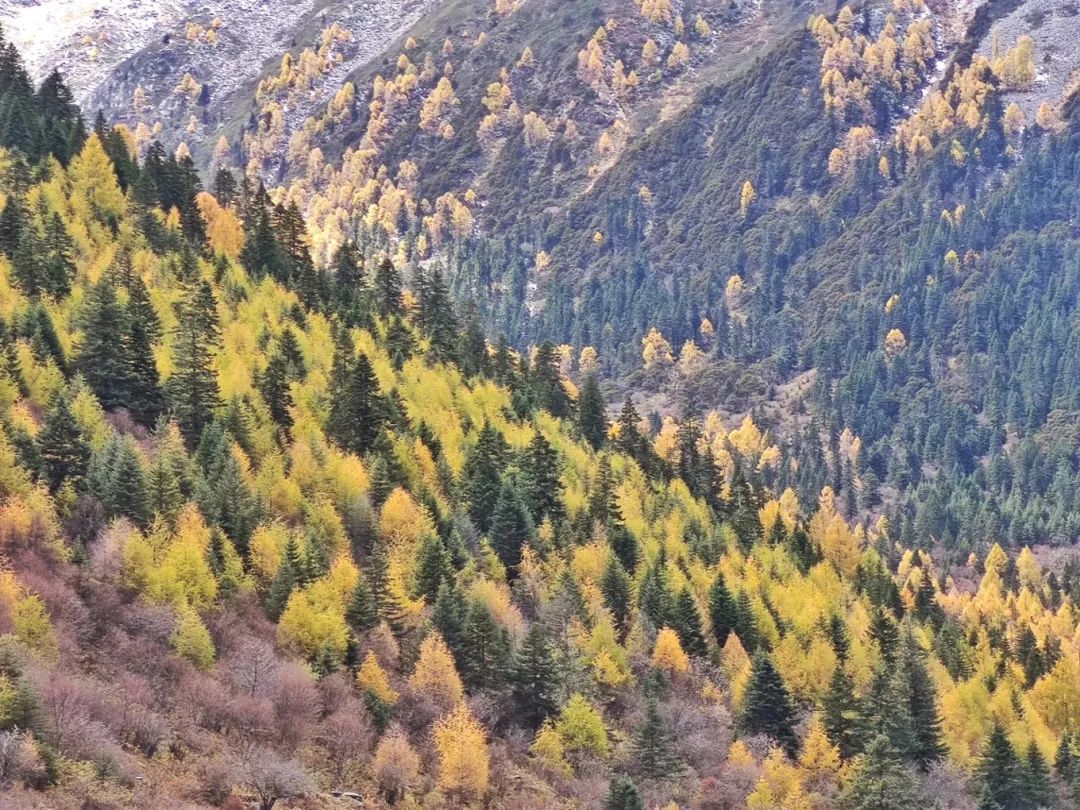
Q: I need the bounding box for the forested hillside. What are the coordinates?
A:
[0,20,1079,810]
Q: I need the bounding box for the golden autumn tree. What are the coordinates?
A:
[409,631,464,709]
[434,701,490,799]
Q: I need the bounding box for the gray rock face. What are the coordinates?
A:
[1,0,429,168]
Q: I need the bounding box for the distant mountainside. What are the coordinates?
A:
[2,5,1080,810]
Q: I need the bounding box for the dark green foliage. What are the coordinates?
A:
[37,390,90,493]
[839,734,919,810]
[372,257,403,318]
[345,574,380,632]
[463,423,507,535]
[634,696,681,780]
[670,587,708,658]
[976,723,1025,810]
[414,533,454,602]
[511,623,561,727]
[739,650,799,756]
[460,599,511,690]
[707,574,737,647]
[488,480,533,573]
[530,342,570,418]
[823,663,864,760]
[600,556,632,637]
[327,351,384,456]
[167,279,220,445]
[604,775,645,810]
[578,373,606,449]
[521,429,564,526]
[76,278,133,411]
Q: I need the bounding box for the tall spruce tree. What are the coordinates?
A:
[975,723,1025,810]
[511,623,561,727]
[76,277,133,410]
[37,389,90,493]
[838,733,919,810]
[740,650,799,755]
[488,480,533,573]
[167,279,220,445]
[707,574,737,647]
[604,775,645,810]
[670,587,708,657]
[634,696,681,779]
[578,373,607,450]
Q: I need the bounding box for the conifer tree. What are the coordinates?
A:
[708,574,737,647]
[462,423,507,535]
[458,303,488,378]
[76,277,133,410]
[345,573,380,632]
[461,600,511,691]
[102,437,150,527]
[838,733,919,810]
[897,629,946,769]
[531,342,570,418]
[600,556,633,637]
[670,587,708,657]
[373,257,403,318]
[511,623,561,727]
[975,723,1025,810]
[522,429,564,526]
[740,650,799,755]
[327,351,383,456]
[488,480,533,573]
[41,212,75,297]
[415,533,454,602]
[638,554,674,630]
[124,274,164,425]
[1021,741,1053,810]
[37,390,90,493]
[432,582,468,664]
[634,696,681,779]
[605,775,645,810]
[733,589,760,651]
[167,279,220,445]
[614,397,644,460]
[578,373,607,449]
[823,663,864,760]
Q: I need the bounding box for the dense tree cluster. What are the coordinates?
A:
[0,20,1077,810]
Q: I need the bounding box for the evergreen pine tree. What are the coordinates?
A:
[102,437,150,527]
[167,280,220,445]
[823,663,865,760]
[76,277,133,410]
[522,429,564,526]
[975,723,1026,810]
[670,587,708,657]
[462,421,507,533]
[414,533,454,602]
[897,629,946,769]
[634,696,681,779]
[531,342,571,418]
[578,373,607,450]
[600,556,633,637]
[1021,740,1053,810]
[707,574,737,647]
[838,733,919,810]
[372,257,403,318]
[740,650,799,756]
[604,775,645,810]
[511,623,561,727]
[345,574,380,632]
[461,600,511,690]
[124,280,164,426]
[432,582,468,664]
[488,480,534,573]
[37,390,91,493]
[327,351,383,456]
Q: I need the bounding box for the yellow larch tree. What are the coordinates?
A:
[434,701,490,799]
